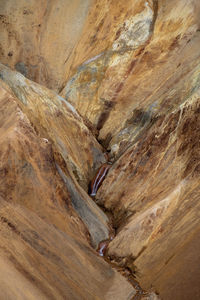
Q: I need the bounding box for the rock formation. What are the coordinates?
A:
[0,74,135,300]
[0,0,200,299]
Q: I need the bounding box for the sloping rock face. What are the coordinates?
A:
[0,84,87,240]
[0,74,109,248]
[0,199,135,300]
[0,0,92,91]
[0,0,200,299]
[0,63,105,190]
[0,83,136,299]
[60,0,200,157]
[96,88,200,299]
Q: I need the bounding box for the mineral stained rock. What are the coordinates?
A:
[0,0,92,91]
[60,0,200,158]
[0,63,105,190]
[96,88,200,299]
[0,83,135,299]
[0,199,135,300]
[0,0,200,299]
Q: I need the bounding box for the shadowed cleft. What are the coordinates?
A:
[97,101,116,131]
[0,216,20,235]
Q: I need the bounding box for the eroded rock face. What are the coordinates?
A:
[0,0,200,299]
[0,0,92,91]
[96,88,200,299]
[56,164,110,248]
[0,84,85,239]
[0,63,105,190]
[0,83,110,247]
[0,83,135,299]
[0,198,135,300]
[60,0,200,159]
[61,0,156,130]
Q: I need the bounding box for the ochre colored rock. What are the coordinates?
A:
[0,84,86,240]
[0,198,136,300]
[0,78,110,248]
[0,84,135,299]
[0,63,105,190]
[60,0,200,158]
[96,89,200,299]
[56,164,110,248]
[0,0,92,91]
[0,0,200,299]
[1,0,199,157]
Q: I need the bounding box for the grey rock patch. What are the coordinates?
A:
[56,164,110,249]
[15,62,28,77]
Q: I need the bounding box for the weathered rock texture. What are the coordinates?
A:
[0,0,200,299]
[96,88,200,299]
[0,84,87,240]
[0,0,92,91]
[0,82,136,299]
[0,63,105,190]
[0,199,135,300]
[60,0,200,157]
[0,71,110,248]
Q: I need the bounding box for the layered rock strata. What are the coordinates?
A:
[60,0,200,160]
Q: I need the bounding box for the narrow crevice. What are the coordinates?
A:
[151,0,159,35]
[88,162,159,299]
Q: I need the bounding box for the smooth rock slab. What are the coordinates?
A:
[0,0,92,91]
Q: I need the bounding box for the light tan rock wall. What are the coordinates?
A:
[0,63,106,189]
[0,199,135,300]
[0,82,136,299]
[60,0,200,158]
[0,1,200,299]
[96,87,200,299]
[0,0,91,91]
